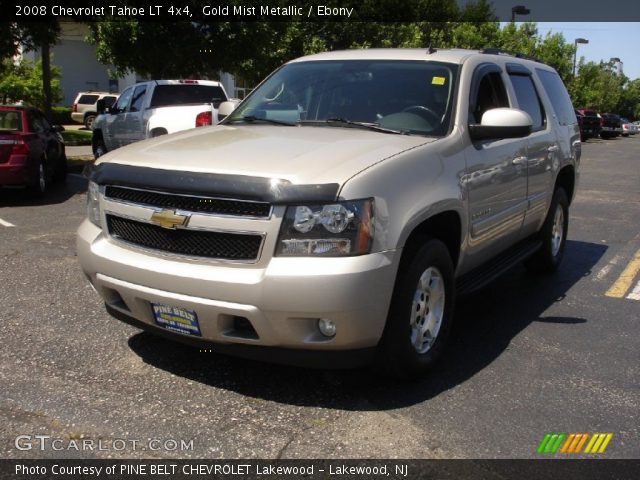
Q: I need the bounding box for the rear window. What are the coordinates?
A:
[77,94,100,105]
[149,85,227,108]
[0,110,23,131]
[536,69,576,126]
[104,96,118,107]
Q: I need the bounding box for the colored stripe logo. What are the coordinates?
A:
[537,433,613,455]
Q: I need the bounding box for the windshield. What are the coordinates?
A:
[226,60,458,136]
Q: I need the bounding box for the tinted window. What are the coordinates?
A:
[104,96,118,107]
[509,74,544,130]
[150,85,228,108]
[28,110,45,133]
[130,85,147,112]
[472,71,509,124]
[78,94,99,104]
[536,69,576,126]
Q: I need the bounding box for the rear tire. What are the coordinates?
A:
[84,114,96,130]
[525,188,569,273]
[375,238,455,379]
[27,159,48,198]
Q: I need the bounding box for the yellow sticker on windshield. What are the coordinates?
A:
[432,76,446,85]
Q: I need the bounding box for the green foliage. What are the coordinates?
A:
[51,106,72,124]
[618,79,640,120]
[569,61,626,112]
[0,58,62,109]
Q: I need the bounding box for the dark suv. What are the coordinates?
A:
[600,113,622,139]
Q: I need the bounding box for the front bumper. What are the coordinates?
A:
[77,220,399,366]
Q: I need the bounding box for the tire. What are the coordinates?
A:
[84,114,96,130]
[375,238,455,379]
[27,158,48,198]
[150,128,168,138]
[525,188,569,273]
[93,135,107,159]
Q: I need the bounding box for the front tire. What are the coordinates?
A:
[525,188,569,273]
[376,238,455,379]
[92,134,107,159]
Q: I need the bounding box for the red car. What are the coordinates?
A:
[0,105,67,197]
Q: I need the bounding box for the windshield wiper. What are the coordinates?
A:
[321,117,408,135]
[238,115,297,126]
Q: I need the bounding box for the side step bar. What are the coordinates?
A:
[456,240,542,296]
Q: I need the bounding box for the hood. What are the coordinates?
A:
[98,124,435,186]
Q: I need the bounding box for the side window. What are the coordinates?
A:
[509,74,545,130]
[536,69,576,126]
[28,111,45,133]
[38,112,51,131]
[113,87,134,114]
[129,85,147,112]
[104,96,118,108]
[471,71,509,124]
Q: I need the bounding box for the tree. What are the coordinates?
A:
[569,60,626,112]
[0,57,62,108]
[0,21,60,119]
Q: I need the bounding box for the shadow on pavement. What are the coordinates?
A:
[127,239,606,411]
[0,168,87,207]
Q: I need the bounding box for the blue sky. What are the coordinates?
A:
[517,22,640,80]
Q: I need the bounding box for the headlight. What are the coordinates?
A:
[86,181,102,228]
[276,199,374,256]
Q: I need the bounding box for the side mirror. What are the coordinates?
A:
[469,108,532,141]
[217,100,240,122]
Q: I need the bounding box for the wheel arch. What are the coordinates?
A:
[399,210,463,273]
[555,164,575,205]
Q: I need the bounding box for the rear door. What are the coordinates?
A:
[505,64,556,236]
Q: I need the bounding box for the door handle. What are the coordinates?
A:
[547,145,559,153]
[512,156,527,166]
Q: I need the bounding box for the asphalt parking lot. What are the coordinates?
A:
[0,135,638,460]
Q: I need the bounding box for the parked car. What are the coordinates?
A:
[600,113,622,139]
[92,79,228,159]
[0,105,67,197]
[575,108,601,141]
[620,118,637,136]
[71,91,119,130]
[78,48,579,377]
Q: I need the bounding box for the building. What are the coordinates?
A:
[20,21,237,107]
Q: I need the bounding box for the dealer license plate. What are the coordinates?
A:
[151,303,201,337]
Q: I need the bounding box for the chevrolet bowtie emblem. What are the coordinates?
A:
[150,209,189,229]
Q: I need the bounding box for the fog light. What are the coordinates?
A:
[318,318,336,337]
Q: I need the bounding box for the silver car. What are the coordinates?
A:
[77,48,580,377]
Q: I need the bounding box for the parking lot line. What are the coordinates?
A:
[627,281,640,301]
[0,217,15,227]
[605,248,640,298]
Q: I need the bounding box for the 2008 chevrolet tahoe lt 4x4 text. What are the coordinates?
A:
[77,48,580,378]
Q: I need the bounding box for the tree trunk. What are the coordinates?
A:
[41,42,52,122]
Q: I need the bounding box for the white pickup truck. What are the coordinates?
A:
[92,79,228,158]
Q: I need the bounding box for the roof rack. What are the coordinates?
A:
[479,48,542,64]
